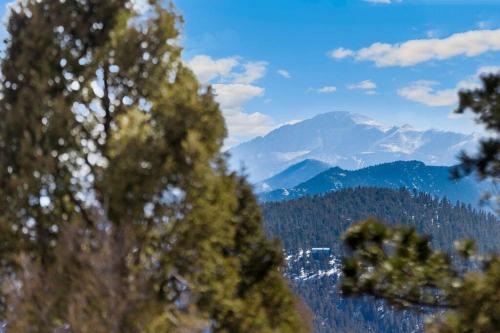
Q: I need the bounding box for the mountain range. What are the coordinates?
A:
[259,160,487,208]
[229,111,478,182]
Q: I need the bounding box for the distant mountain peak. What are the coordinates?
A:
[294,158,323,165]
[309,111,388,130]
[229,111,478,182]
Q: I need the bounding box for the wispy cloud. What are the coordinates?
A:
[277,69,292,79]
[398,66,500,107]
[329,29,500,67]
[232,61,268,84]
[187,55,268,85]
[212,84,264,110]
[329,47,354,59]
[222,110,276,148]
[187,55,238,84]
[347,80,377,93]
[398,81,456,107]
[316,86,337,94]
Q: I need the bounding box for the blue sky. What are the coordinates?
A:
[1,0,499,146]
[176,0,500,146]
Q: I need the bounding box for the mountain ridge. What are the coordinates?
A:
[229,111,477,182]
[255,159,331,192]
[259,160,486,208]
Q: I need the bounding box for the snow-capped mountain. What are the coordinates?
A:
[255,159,331,192]
[229,111,478,182]
[259,160,487,206]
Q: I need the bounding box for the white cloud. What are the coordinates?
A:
[317,86,337,94]
[398,66,500,107]
[211,83,271,146]
[187,55,266,85]
[398,81,456,107]
[187,55,238,84]
[329,47,354,59]
[457,66,500,90]
[187,55,275,146]
[347,79,377,91]
[277,69,292,79]
[232,61,267,84]
[329,29,500,67]
[223,111,276,148]
[212,84,264,110]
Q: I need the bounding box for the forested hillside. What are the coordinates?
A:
[260,161,486,209]
[262,188,499,332]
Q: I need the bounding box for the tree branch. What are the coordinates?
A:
[102,61,112,144]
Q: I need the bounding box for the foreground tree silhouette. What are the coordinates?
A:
[342,73,500,333]
[0,1,309,332]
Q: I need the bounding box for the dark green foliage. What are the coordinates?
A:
[342,219,459,308]
[0,1,308,332]
[262,187,499,332]
[343,219,500,333]
[454,74,500,181]
[263,188,499,253]
[342,73,500,333]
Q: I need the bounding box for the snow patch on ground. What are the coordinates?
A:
[284,248,342,282]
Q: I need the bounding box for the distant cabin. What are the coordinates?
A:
[311,247,331,260]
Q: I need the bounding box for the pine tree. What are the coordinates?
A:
[0,1,309,332]
[341,73,500,333]
[453,74,500,181]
